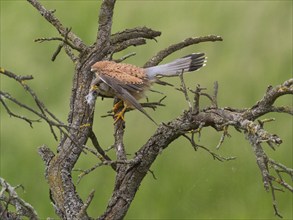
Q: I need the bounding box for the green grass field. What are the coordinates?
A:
[1,1,292,219]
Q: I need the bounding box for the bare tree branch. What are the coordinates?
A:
[0,68,33,81]
[182,133,236,162]
[99,78,292,219]
[144,35,223,67]
[110,38,147,54]
[0,68,69,140]
[27,0,87,52]
[34,28,80,62]
[0,178,38,220]
[109,27,161,54]
[25,0,117,218]
[244,78,293,120]
[89,130,116,171]
[111,27,161,44]
[77,190,95,220]
[96,0,116,49]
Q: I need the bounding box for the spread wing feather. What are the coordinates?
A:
[98,74,157,125]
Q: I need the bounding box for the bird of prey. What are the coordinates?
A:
[86,53,206,124]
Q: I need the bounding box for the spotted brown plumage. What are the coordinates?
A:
[87,53,206,124]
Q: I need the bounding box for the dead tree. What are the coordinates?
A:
[0,0,292,219]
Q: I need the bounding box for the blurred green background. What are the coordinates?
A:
[1,0,292,219]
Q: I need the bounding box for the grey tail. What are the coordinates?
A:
[145,53,206,80]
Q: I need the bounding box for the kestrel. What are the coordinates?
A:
[86,53,206,124]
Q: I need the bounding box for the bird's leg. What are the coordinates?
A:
[89,76,101,92]
[113,103,127,124]
[113,100,123,112]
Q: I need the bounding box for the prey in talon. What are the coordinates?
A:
[86,53,207,124]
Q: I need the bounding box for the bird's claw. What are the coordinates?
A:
[113,104,127,124]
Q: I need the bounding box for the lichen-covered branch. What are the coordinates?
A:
[99,78,292,219]
[21,0,117,218]
[0,177,38,220]
[96,0,116,49]
[244,78,293,120]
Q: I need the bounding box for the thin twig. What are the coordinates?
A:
[1,68,75,142]
[215,125,230,149]
[110,38,147,53]
[76,190,95,219]
[27,0,86,51]
[269,181,283,218]
[113,52,136,63]
[0,68,33,81]
[75,158,140,184]
[0,98,41,127]
[148,169,157,180]
[182,134,236,162]
[89,130,116,171]
[35,30,82,52]
[212,81,218,108]
[178,72,192,112]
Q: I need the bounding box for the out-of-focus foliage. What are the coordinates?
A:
[0,1,292,219]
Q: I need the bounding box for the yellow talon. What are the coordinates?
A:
[90,84,98,92]
[0,67,5,73]
[113,105,127,124]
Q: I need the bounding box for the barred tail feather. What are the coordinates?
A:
[145,53,206,80]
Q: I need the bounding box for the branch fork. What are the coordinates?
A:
[1,0,291,219]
